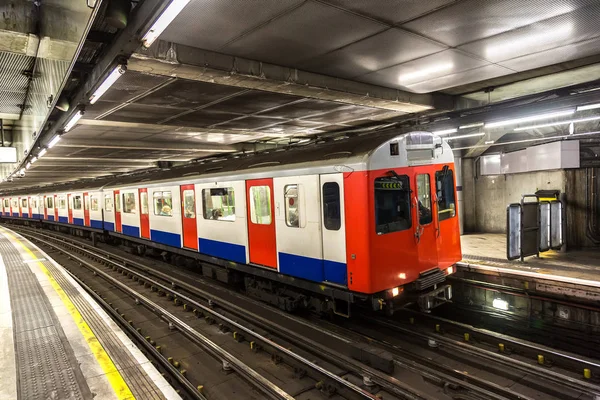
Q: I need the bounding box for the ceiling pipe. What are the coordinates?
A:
[0,119,4,147]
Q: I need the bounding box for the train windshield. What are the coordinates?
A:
[374,175,411,235]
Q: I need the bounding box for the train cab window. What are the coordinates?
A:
[416,174,432,225]
[140,192,149,215]
[374,175,411,235]
[104,195,113,212]
[182,190,195,219]
[73,195,82,210]
[46,197,53,209]
[123,193,136,214]
[202,188,235,221]
[284,185,299,228]
[322,182,341,231]
[90,196,99,211]
[249,186,271,225]
[153,191,173,216]
[435,168,456,222]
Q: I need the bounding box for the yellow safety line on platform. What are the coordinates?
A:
[1,228,135,400]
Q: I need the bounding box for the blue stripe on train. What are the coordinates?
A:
[90,219,103,229]
[150,229,180,247]
[58,216,68,223]
[12,213,18,217]
[47,215,54,221]
[199,238,246,264]
[22,213,28,218]
[104,221,115,231]
[73,217,84,226]
[122,224,140,238]
[32,213,41,219]
[278,252,347,285]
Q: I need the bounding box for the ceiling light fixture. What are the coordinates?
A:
[38,148,47,158]
[142,0,191,48]
[485,24,573,59]
[48,135,62,148]
[446,132,485,140]
[485,110,575,128]
[432,128,458,136]
[30,156,37,164]
[485,140,495,145]
[576,103,600,112]
[89,64,127,104]
[64,110,84,132]
[513,115,600,131]
[459,122,484,129]
[25,162,31,169]
[398,62,453,83]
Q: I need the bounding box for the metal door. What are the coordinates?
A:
[414,171,438,270]
[114,190,122,233]
[180,185,198,250]
[319,174,347,285]
[67,194,73,223]
[43,196,48,219]
[28,196,32,218]
[139,188,150,239]
[54,195,58,221]
[83,192,90,226]
[246,178,277,268]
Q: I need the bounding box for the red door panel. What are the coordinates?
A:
[180,185,198,250]
[28,197,32,218]
[114,190,122,233]
[67,194,73,223]
[18,198,22,217]
[43,196,48,219]
[246,178,277,268]
[414,170,438,271]
[83,192,90,226]
[54,195,58,221]
[139,188,150,239]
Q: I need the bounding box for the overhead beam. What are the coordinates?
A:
[0,29,77,61]
[131,41,453,113]
[57,138,238,152]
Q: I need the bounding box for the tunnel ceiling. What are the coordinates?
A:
[5,0,600,191]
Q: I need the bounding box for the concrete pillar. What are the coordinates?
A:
[454,153,464,235]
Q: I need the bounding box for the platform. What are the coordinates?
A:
[0,226,181,400]
[460,233,600,286]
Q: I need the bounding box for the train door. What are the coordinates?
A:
[319,174,347,285]
[180,185,198,250]
[414,169,438,270]
[114,190,122,233]
[43,196,48,219]
[67,194,73,223]
[434,165,461,268]
[83,192,90,226]
[139,188,150,239]
[54,195,58,221]
[28,196,32,217]
[246,178,277,268]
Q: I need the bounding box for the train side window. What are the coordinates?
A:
[91,196,99,211]
[322,182,341,231]
[32,198,38,209]
[374,175,411,235]
[4,199,8,207]
[153,191,173,216]
[46,197,53,209]
[183,190,195,219]
[202,188,235,221]
[123,193,136,214]
[12,199,18,208]
[416,174,432,225]
[249,186,271,225]
[59,198,66,210]
[21,198,27,208]
[84,196,89,211]
[435,168,456,222]
[73,195,82,210]
[140,192,149,215]
[284,185,299,228]
[104,195,113,212]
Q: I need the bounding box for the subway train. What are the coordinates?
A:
[0,130,461,316]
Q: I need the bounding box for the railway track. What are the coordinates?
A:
[8,223,600,400]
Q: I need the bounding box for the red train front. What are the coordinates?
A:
[344,131,460,313]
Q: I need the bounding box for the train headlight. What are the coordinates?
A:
[492,298,509,310]
[446,266,454,275]
[392,287,400,297]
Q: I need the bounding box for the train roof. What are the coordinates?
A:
[2,129,453,195]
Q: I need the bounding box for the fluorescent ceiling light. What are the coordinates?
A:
[25,162,31,169]
[485,110,575,128]
[492,298,509,311]
[142,0,191,48]
[48,135,62,148]
[38,148,47,157]
[30,156,37,164]
[485,24,573,59]
[64,110,84,132]
[485,140,495,145]
[432,128,457,136]
[89,65,126,104]
[459,122,484,129]
[576,103,600,111]
[19,168,25,175]
[399,62,453,83]
[513,115,600,131]
[446,132,485,140]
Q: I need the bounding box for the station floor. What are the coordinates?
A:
[0,226,181,400]
[460,233,600,284]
